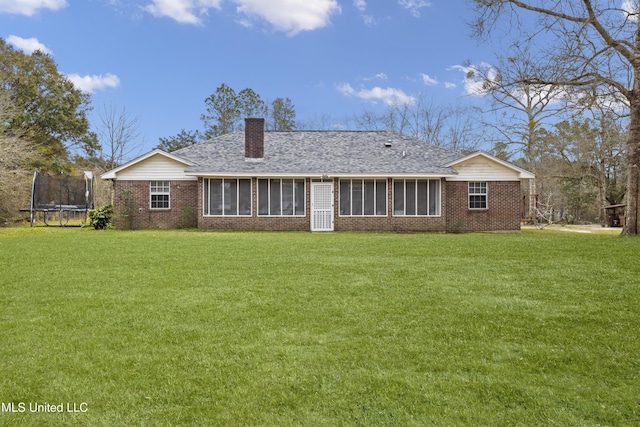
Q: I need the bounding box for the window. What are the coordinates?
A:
[150,181,170,209]
[203,178,252,216]
[468,182,487,209]
[258,179,305,216]
[339,179,387,216]
[393,179,440,216]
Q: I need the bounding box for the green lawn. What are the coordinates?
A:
[0,227,638,426]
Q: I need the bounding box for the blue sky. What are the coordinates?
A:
[1,0,498,155]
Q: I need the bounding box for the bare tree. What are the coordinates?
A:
[298,112,342,130]
[569,80,628,223]
[464,48,572,219]
[394,96,450,144]
[95,103,143,171]
[467,48,569,163]
[589,106,627,224]
[0,93,34,221]
[470,0,640,234]
[442,104,487,153]
[351,108,386,130]
[350,96,485,153]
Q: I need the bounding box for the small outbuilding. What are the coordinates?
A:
[605,204,625,227]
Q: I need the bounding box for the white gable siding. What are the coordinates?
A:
[447,158,521,181]
[115,154,195,181]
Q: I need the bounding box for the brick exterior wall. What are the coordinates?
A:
[113,178,522,232]
[445,181,522,232]
[112,180,198,229]
[244,118,265,159]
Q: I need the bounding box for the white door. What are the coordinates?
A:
[311,182,334,231]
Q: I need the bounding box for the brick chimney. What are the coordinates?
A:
[244,118,265,160]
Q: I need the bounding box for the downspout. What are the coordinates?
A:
[110,179,116,206]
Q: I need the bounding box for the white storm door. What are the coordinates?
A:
[311,182,334,231]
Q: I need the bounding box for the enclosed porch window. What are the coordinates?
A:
[203,178,252,216]
[257,179,305,216]
[339,179,387,216]
[393,179,441,216]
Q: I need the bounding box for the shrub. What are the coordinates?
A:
[181,207,197,228]
[88,205,114,230]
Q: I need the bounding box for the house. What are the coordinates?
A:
[101,118,535,232]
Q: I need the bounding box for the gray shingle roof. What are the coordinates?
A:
[173,130,463,176]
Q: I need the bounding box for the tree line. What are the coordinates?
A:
[0,38,96,222]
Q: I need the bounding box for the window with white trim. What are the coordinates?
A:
[203,178,252,216]
[258,179,305,216]
[339,179,387,216]
[468,182,488,209]
[393,179,440,216]
[150,181,170,209]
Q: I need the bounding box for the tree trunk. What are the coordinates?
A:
[622,96,640,235]
[597,169,606,227]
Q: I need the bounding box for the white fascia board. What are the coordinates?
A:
[336,173,457,179]
[445,151,535,179]
[186,172,316,178]
[100,149,195,179]
[185,172,457,179]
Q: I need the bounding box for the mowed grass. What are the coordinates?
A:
[0,228,638,426]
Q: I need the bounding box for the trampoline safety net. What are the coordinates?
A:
[30,171,96,227]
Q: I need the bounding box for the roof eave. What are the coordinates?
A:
[184,171,458,178]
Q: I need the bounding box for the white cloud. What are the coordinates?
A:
[420,73,437,86]
[143,0,340,34]
[337,83,415,106]
[143,0,223,25]
[6,35,52,55]
[235,0,341,35]
[0,0,67,16]
[352,0,375,25]
[398,0,430,18]
[353,0,366,12]
[337,83,355,95]
[622,0,638,21]
[66,73,121,93]
[362,73,387,81]
[360,14,375,25]
[450,63,497,96]
[444,82,456,89]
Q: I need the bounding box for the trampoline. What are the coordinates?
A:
[29,171,96,227]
